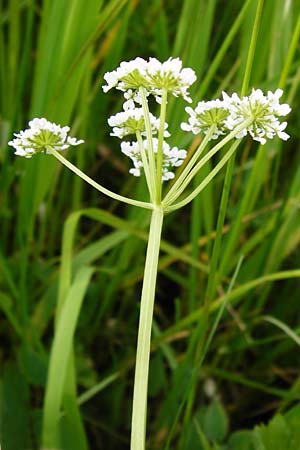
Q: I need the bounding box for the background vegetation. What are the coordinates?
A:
[0,0,300,449]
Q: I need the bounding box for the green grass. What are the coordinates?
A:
[1,0,300,449]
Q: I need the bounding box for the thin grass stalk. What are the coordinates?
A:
[188,172,202,312]
[204,152,237,303]
[279,10,300,89]
[130,206,164,450]
[240,0,264,96]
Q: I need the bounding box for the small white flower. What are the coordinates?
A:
[121,138,187,181]
[146,57,197,103]
[102,57,150,93]
[181,99,230,139]
[222,89,291,144]
[108,108,170,139]
[123,89,144,110]
[8,118,84,158]
[102,57,197,104]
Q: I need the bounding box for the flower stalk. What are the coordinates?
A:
[136,130,153,201]
[47,147,153,210]
[163,118,253,208]
[156,88,168,204]
[163,126,216,205]
[165,139,241,212]
[130,206,164,450]
[139,87,157,200]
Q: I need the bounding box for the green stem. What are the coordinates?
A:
[165,140,241,212]
[139,87,157,200]
[47,147,153,210]
[130,206,164,450]
[163,119,252,209]
[163,126,216,205]
[204,152,237,304]
[136,130,154,202]
[278,11,300,89]
[241,0,264,96]
[156,88,168,204]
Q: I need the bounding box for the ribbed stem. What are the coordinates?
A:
[130,206,164,450]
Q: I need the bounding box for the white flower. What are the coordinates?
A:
[108,108,170,139]
[121,138,187,181]
[181,99,229,139]
[146,57,197,103]
[102,57,197,104]
[222,89,291,144]
[123,89,144,110]
[102,57,150,93]
[8,118,84,158]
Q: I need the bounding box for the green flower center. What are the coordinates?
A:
[120,69,150,89]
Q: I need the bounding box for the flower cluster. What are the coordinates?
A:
[103,56,196,104]
[181,99,230,139]
[104,57,197,181]
[222,89,291,144]
[8,118,84,158]
[121,139,187,181]
[9,57,291,198]
[181,88,291,145]
[108,108,169,139]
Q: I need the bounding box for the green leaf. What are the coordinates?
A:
[42,266,94,449]
[203,399,229,443]
[228,430,255,450]
[254,413,300,450]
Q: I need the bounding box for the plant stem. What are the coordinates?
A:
[163,119,252,208]
[156,88,168,204]
[139,87,157,200]
[204,152,237,304]
[163,126,215,206]
[165,140,241,212]
[130,206,164,450]
[241,0,264,96]
[136,130,154,202]
[47,147,153,210]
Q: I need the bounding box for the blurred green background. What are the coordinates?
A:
[0,0,300,449]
